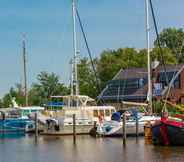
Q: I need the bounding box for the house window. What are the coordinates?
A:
[139,78,144,87]
[174,77,180,89]
[159,71,180,89]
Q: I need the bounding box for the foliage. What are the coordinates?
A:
[0,85,25,108]
[29,71,69,105]
[153,100,164,114]
[153,100,184,115]
[0,99,3,108]
[150,47,178,65]
[154,28,184,63]
[96,46,177,89]
[0,72,69,107]
[97,48,147,88]
[78,58,99,98]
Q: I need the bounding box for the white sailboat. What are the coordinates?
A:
[41,0,116,127]
[95,0,160,136]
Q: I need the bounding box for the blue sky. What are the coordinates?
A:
[0,0,184,97]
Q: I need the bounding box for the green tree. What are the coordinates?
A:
[151,47,177,65]
[1,93,12,108]
[1,85,25,108]
[78,58,98,98]
[154,28,184,63]
[29,71,69,105]
[0,99,3,108]
[97,48,146,88]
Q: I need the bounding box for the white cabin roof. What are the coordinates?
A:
[17,106,45,111]
[51,95,95,101]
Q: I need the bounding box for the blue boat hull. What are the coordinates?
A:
[0,119,33,133]
[152,123,164,145]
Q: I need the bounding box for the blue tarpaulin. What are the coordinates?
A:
[45,102,64,107]
[111,112,121,122]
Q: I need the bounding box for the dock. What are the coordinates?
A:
[40,125,91,136]
[39,124,145,137]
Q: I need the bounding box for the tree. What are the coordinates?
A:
[78,58,98,98]
[154,28,184,63]
[1,93,12,108]
[29,71,69,105]
[97,48,147,88]
[1,85,25,108]
[0,99,3,108]
[151,47,177,65]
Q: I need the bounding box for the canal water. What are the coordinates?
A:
[0,134,184,162]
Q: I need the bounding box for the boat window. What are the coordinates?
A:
[22,110,30,116]
[111,109,115,114]
[105,110,110,116]
[99,110,104,116]
[93,110,98,117]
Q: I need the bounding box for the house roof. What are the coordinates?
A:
[114,64,184,80]
[99,64,184,102]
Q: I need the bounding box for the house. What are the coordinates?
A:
[98,64,184,110]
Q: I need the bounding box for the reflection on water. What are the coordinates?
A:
[0,135,184,162]
[0,132,25,139]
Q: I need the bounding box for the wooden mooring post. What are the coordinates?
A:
[144,121,152,144]
[136,116,139,137]
[73,114,76,144]
[35,112,38,139]
[122,113,126,145]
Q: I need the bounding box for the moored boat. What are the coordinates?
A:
[152,116,184,145]
[94,111,160,137]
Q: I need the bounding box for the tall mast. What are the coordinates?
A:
[70,58,74,96]
[72,0,79,97]
[145,0,152,114]
[22,35,28,106]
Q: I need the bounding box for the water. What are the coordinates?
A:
[0,135,184,162]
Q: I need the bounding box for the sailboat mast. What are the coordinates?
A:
[22,36,28,106]
[72,0,79,96]
[145,0,152,114]
[70,58,74,96]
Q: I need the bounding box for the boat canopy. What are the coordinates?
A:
[44,101,64,107]
[51,95,95,107]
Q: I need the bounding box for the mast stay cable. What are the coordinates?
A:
[75,8,105,105]
[149,0,169,86]
[75,10,101,94]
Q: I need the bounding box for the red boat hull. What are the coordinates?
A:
[152,119,184,146]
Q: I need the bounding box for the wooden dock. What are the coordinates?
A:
[40,125,91,136]
[39,124,145,137]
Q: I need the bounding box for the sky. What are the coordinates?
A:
[0,0,184,97]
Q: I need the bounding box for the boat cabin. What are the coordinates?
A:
[17,106,45,119]
[49,95,116,125]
